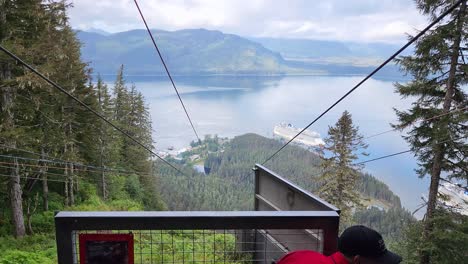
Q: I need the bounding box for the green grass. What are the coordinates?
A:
[75,230,250,263]
[0,187,251,263]
[0,234,57,264]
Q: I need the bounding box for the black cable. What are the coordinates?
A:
[262,0,465,165]
[365,106,468,140]
[0,173,69,183]
[0,145,149,175]
[0,45,186,176]
[0,154,183,186]
[0,153,155,178]
[0,166,121,185]
[356,136,466,165]
[133,0,201,143]
[356,150,413,165]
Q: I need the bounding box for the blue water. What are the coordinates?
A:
[104,75,428,217]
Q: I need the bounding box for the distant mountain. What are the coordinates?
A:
[249,37,408,78]
[77,29,308,75]
[249,37,352,58]
[85,28,111,36]
[249,37,408,60]
[76,28,407,77]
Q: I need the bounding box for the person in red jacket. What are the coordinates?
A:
[276,225,402,264]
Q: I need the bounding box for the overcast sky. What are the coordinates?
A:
[69,0,428,43]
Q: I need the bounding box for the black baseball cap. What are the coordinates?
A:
[338,225,402,264]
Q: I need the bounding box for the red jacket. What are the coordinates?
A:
[277,250,349,264]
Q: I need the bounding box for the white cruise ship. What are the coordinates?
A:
[273,123,325,147]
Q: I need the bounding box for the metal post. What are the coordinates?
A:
[55,215,74,264]
[253,166,260,210]
[322,218,340,256]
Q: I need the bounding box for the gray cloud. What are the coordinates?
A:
[69,0,427,43]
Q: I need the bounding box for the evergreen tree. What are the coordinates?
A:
[95,76,118,199]
[113,65,131,125]
[1,0,94,234]
[318,111,368,225]
[0,0,52,238]
[125,84,153,172]
[393,1,467,263]
[0,0,167,242]
[52,23,90,207]
[395,209,468,264]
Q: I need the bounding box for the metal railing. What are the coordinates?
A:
[55,165,340,263]
[253,164,340,258]
[55,211,339,263]
[254,164,339,212]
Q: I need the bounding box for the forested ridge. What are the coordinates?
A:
[157,133,415,245]
[204,133,402,208]
[0,1,165,262]
[157,133,404,212]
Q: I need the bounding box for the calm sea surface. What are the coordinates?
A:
[104,75,428,216]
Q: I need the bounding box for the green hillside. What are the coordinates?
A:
[157,134,414,243]
[78,29,306,75]
[158,133,403,210]
[77,29,406,78]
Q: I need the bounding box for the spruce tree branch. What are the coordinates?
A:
[440,177,468,191]
[459,47,467,67]
[413,201,428,216]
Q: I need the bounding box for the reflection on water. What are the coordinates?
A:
[102,75,428,217]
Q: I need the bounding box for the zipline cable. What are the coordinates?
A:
[261,0,465,165]
[0,145,151,175]
[356,150,413,165]
[0,45,187,176]
[0,164,95,184]
[0,164,123,185]
[0,173,69,183]
[308,135,466,178]
[365,106,468,140]
[133,0,202,143]
[356,136,466,165]
[0,158,151,179]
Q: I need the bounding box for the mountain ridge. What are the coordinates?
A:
[76,28,403,77]
[77,28,303,75]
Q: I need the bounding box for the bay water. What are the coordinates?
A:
[105,75,428,216]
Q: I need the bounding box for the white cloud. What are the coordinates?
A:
[68,0,427,43]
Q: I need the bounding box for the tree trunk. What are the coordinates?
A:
[40,147,49,211]
[64,165,69,207]
[69,163,74,206]
[97,80,108,200]
[26,193,38,235]
[0,0,5,41]
[1,61,26,237]
[100,140,107,200]
[419,2,466,264]
[75,165,79,192]
[101,166,107,200]
[9,157,26,238]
